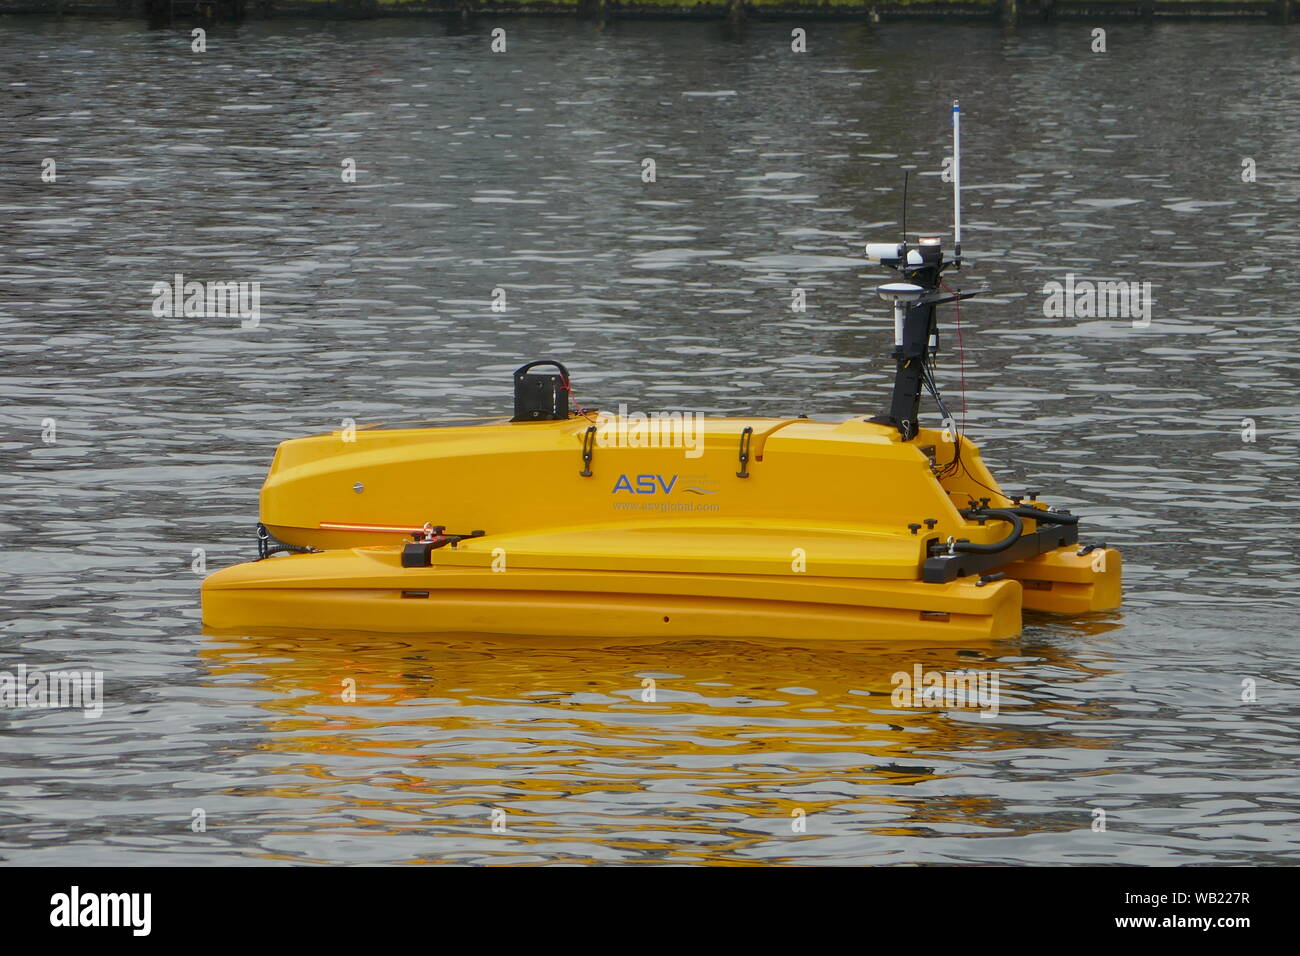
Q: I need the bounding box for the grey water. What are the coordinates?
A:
[1,17,1298,865]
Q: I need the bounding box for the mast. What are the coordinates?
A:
[866,103,978,441]
[869,243,945,441]
[952,100,962,271]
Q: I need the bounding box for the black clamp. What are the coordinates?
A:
[737,426,753,478]
[401,524,486,567]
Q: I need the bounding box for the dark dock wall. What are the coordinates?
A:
[3,0,1294,21]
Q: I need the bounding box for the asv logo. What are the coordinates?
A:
[612,474,678,494]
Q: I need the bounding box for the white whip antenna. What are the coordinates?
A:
[952,99,962,270]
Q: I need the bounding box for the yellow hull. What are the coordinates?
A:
[201,414,1122,642]
[203,550,1035,641]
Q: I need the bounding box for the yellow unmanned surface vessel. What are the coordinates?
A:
[202,105,1120,641]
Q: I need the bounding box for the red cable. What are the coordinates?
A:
[560,376,588,417]
[941,280,968,434]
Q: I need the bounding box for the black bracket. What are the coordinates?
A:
[580,425,596,477]
[401,526,486,567]
[737,426,753,478]
[922,523,1079,584]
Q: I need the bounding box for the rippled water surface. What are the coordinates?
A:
[1,17,1298,865]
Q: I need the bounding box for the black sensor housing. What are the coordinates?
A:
[511,360,571,422]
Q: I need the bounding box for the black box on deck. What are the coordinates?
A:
[511,361,571,422]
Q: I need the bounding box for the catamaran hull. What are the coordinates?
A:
[201,546,1120,642]
[200,415,1122,641]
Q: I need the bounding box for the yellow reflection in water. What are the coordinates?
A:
[199,621,1120,864]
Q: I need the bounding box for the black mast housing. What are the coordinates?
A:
[869,239,983,441]
[890,241,943,441]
